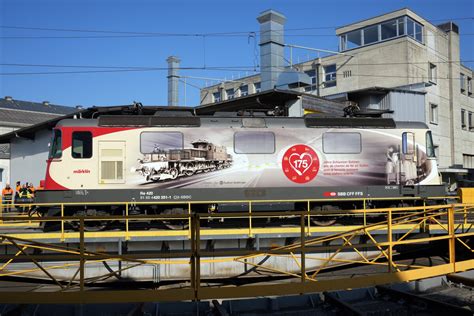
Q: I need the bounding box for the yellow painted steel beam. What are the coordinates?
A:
[0,259,471,304]
[0,223,436,241]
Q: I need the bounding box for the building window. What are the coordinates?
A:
[213,91,221,103]
[461,109,466,129]
[323,64,337,88]
[254,82,261,93]
[463,154,474,168]
[381,20,397,40]
[72,132,93,159]
[343,70,352,78]
[469,112,473,131]
[460,73,466,93]
[414,22,423,42]
[234,131,275,154]
[340,16,421,51]
[407,17,423,43]
[340,29,362,50]
[240,85,249,97]
[226,88,234,100]
[363,25,379,45]
[468,77,472,96]
[304,69,317,92]
[397,18,406,36]
[428,63,437,84]
[429,103,438,124]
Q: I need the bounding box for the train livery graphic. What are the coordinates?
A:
[134,138,233,182]
[41,116,442,196]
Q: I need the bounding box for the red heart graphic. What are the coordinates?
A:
[282,144,320,184]
[288,152,313,176]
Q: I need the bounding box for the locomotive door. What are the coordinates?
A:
[401,132,417,184]
[98,141,126,184]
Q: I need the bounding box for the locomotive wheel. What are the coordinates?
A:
[311,218,337,226]
[169,168,178,179]
[311,205,338,226]
[162,208,189,230]
[71,209,109,232]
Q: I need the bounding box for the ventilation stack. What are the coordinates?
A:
[167,56,180,106]
[257,10,286,91]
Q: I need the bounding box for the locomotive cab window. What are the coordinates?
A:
[72,132,93,159]
[402,132,415,155]
[426,131,436,157]
[323,132,361,154]
[49,129,62,159]
[234,131,275,154]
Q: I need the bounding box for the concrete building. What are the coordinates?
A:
[200,8,474,183]
[0,97,76,188]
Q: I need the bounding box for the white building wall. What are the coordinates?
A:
[0,126,15,188]
[10,129,51,187]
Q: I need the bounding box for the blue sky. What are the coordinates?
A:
[0,0,473,108]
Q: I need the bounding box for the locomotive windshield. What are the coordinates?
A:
[49,129,62,159]
[426,131,436,157]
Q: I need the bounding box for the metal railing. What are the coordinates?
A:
[0,200,470,303]
[0,195,458,240]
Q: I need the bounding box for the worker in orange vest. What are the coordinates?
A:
[15,181,21,199]
[27,183,35,198]
[2,183,14,212]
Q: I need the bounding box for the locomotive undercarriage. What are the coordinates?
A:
[33,198,430,232]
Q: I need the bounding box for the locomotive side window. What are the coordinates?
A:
[323,132,361,154]
[426,131,436,157]
[72,132,93,159]
[49,129,62,159]
[140,132,183,154]
[234,131,275,154]
[402,132,415,154]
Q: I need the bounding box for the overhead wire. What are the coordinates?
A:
[0,16,472,39]
[0,59,472,71]
[0,16,472,34]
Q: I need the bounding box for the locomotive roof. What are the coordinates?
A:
[53,116,429,129]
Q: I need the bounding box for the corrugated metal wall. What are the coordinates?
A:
[389,91,425,122]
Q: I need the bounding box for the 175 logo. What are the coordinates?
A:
[282,144,320,183]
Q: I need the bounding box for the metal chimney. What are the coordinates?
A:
[166,56,180,106]
[257,10,286,91]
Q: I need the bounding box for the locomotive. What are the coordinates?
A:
[35,113,445,229]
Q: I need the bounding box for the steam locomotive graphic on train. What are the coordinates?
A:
[33,113,445,230]
[134,139,232,182]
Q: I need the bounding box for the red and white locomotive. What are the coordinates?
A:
[36,113,444,224]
